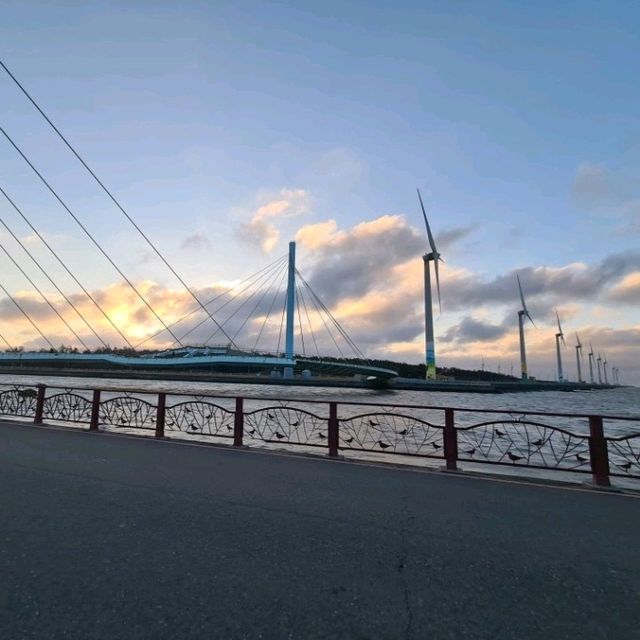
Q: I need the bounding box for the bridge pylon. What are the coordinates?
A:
[284,240,296,377]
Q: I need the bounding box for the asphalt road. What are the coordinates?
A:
[0,421,638,640]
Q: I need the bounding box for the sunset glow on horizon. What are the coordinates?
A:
[1,1,639,383]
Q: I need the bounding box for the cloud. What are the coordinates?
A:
[2,210,639,383]
[296,213,640,317]
[180,233,211,251]
[442,250,640,312]
[237,188,310,253]
[436,224,478,251]
[607,272,640,305]
[296,214,424,305]
[571,162,640,226]
[440,316,510,344]
[0,292,52,322]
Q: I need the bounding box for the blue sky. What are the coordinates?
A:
[1,1,639,380]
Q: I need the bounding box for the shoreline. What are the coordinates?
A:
[0,365,621,394]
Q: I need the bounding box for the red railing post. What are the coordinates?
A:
[89,389,101,431]
[234,397,244,446]
[443,408,458,471]
[33,384,46,425]
[155,392,166,439]
[328,402,339,457]
[588,415,610,487]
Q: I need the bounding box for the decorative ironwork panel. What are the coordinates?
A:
[244,405,327,446]
[607,435,640,478]
[43,392,92,423]
[165,401,234,437]
[457,420,591,471]
[100,396,156,430]
[339,412,444,456]
[0,387,38,418]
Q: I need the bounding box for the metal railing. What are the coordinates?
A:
[1,383,638,487]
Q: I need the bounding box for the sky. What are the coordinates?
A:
[1,0,639,383]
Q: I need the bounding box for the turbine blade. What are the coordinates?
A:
[416,188,438,255]
[517,276,535,325]
[575,332,581,348]
[517,275,526,311]
[556,310,562,334]
[434,256,442,313]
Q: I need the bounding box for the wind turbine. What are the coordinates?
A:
[596,352,603,384]
[516,275,535,380]
[588,343,595,383]
[417,189,443,380]
[575,333,584,383]
[603,353,609,384]
[554,310,566,382]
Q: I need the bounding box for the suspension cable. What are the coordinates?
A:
[0,205,106,347]
[276,283,288,356]
[230,260,288,345]
[179,255,287,345]
[0,60,237,348]
[295,281,306,355]
[0,241,90,350]
[0,184,125,347]
[0,281,55,349]
[297,275,344,357]
[202,257,288,345]
[297,270,368,360]
[0,126,183,346]
[297,281,320,357]
[0,331,13,350]
[135,253,287,348]
[252,264,288,352]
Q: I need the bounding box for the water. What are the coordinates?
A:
[2,373,638,488]
[2,373,639,434]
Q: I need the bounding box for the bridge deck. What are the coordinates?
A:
[0,421,637,639]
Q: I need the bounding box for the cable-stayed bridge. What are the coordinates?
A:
[0,62,396,380]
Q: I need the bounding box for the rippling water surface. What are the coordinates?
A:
[2,373,639,435]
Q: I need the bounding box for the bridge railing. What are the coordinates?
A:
[0,382,638,487]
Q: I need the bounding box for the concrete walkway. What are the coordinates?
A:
[0,420,638,639]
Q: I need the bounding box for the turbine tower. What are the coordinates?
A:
[516,275,535,380]
[417,189,443,381]
[588,343,595,383]
[596,352,603,384]
[554,310,566,382]
[603,353,609,384]
[575,333,584,383]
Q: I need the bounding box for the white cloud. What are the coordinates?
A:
[237,188,310,253]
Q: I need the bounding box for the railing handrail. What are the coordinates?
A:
[1,382,638,486]
[1,381,638,421]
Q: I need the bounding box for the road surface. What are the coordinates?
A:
[0,420,638,639]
